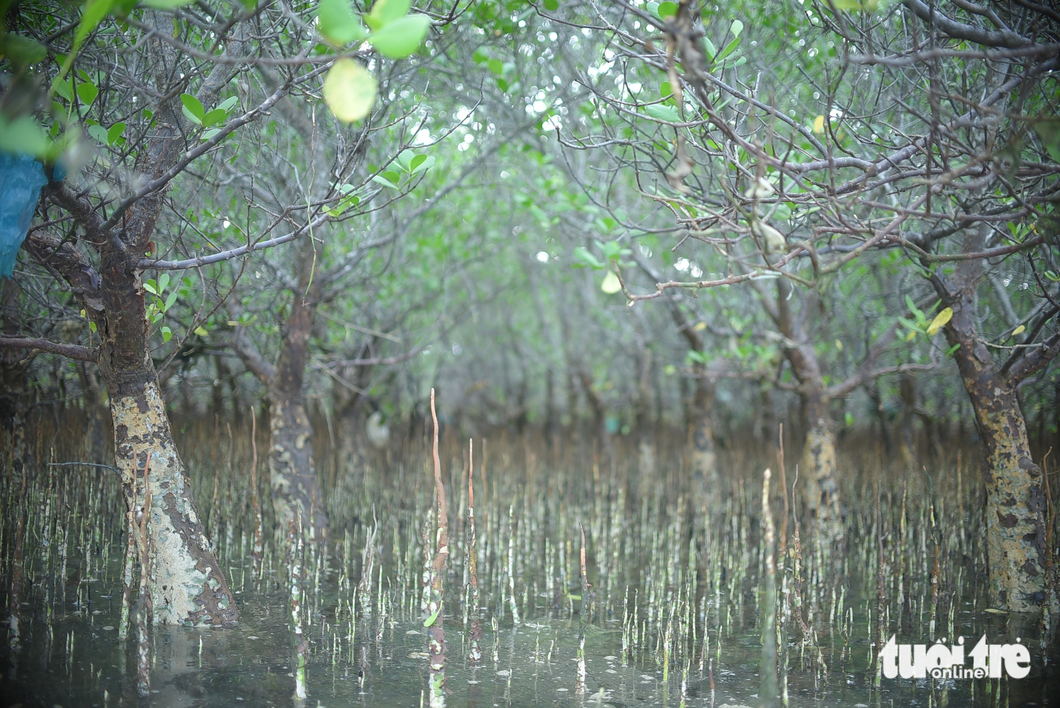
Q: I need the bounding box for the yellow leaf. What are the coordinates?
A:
[1012,324,1025,337]
[600,271,622,294]
[194,326,209,337]
[813,115,825,134]
[926,307,952,336]
[905,330,916,342]
[693,321,707,331]
[323,58,378,123]
[835,339,843,351]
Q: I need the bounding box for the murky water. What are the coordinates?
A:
[2,418,1058,706]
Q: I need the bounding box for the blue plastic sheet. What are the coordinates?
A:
[0,152,47,278]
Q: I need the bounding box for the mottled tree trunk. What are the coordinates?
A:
[267,395,326,541]
[945,297,1053,613]
[266,266,328,542]
[799,392,843,545]
[635,348,656,479]
[688,376,717,506]
[929,228,1057,613]
[110,378,239,625]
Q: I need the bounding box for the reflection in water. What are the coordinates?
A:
[3,419,1060,707]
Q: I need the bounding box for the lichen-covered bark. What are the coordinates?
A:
[688,377,718,506]
[268,397,326,541]
[800,423,842,543]
[946,303,1052,613]
[264,237,328,542]
[932,228,1055,614]
[800,394,843,544]
[112,380,238,626]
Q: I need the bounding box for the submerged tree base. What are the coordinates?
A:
[112,379,238,626]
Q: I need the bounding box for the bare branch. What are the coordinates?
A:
[903,0,1034,48]
[0,337,98,362]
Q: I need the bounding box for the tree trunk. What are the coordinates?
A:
[927,227,1058,613]
[799,391,843,545]
[110,377,239,625]
[635,347,655,479]
[92,29,239,624]
[945,298,1052,613]
[688,375,717,506]
[266,266,328,542]
[267,395,325,540]
[897,374,918,469]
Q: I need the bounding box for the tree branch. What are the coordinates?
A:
[1004,332,1060,386]
[0,337,97,362]
[903,0,1034,48]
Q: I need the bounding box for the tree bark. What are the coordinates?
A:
[688,375,718,504]
[635,346,656,478]
[928,228,1057,613]
[943,287,1053,612]
[799,389,843,545]
[111,378,239,625]
[233,241,328,542]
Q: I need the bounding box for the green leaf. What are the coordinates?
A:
[164,291,178,313]
[202,108,227,127]
[0,33,48,67]
[323,58,378,122]
[193,325,209,337]
[371,172,400,189]
[897,316,920,333]
[572,247,604,270]
[159,273,170,292]
[657,1,678,19]
[905,294,926,324]
[645,103,680,123]
[702,36,716,61]
[216,96,239,113]
[180,93,205,119]
[423,605,441,627]
[141,0,197,8]
[369,14,431,60]
[88,124,108,143]
[0,115,49,158]
[729,19,744,37]
[367,0,411,30]
[54,78,73,102]
[107,122,126,144]
[410,154,435,174]
[181,93,205,125]
[543,0,559,10]
[318,0,366,44]
[76,81,99,106]
[715,35,741,63]
[601,271,622,294]
[160,326,172,343]
[144,279,158,295]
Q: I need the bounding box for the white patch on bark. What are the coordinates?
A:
[112,380,213,625]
